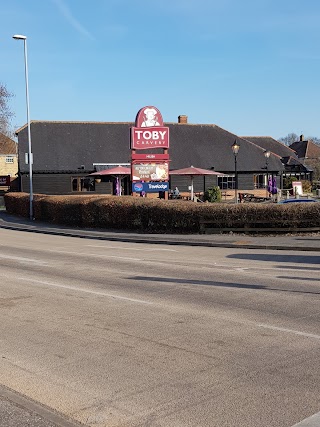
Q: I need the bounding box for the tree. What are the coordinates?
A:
[0,83,14,137]
[278,133,299,146]
[304,159,320,182]
[278,133,320,146]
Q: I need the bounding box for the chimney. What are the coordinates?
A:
[178,115,188,124]
[300,134,304,141]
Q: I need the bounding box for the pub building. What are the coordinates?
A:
[15,111,311,197]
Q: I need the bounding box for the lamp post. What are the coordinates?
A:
[231,139,240,204]
[264,149,271,198]
[13,34,33,220]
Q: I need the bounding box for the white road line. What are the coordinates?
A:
[86,245,177,252]
[46,248,142,261]
[108,255,143,260]
[17,278,153,305]
[257,324,320,340]
[291,411,320,426]
[0,253,48,266]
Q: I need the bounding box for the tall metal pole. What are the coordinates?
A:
[264,150,270,199]
[266,159,268,198]
[234,154,238,204]
[13,35,33,220]
[231,140,240,204]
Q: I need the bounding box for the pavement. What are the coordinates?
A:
[0,210,320,252]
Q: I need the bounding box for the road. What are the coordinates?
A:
[0,228,320,427]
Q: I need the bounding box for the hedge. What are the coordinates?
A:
[4,193,320,234]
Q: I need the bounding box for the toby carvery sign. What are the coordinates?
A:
[131,106,169,149]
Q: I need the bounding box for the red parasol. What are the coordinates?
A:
[170,165,224,200]
[89,166,131,176]
[89,166,131,196]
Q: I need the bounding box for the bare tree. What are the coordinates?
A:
[279,133,320,146]
[278,133,299,146]
[0,83,14,136]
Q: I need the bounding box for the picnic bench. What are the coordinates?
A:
[169,192,191,200]
[238,193,270,203]
[221,191,234,201]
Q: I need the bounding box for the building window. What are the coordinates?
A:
[5,156,14,163]
[71,177,95,192]
[253,174,265,189]
[218,175,235,189]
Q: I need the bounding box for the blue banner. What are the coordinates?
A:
[132,181,169,193]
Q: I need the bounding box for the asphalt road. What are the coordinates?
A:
[1,228,320,427]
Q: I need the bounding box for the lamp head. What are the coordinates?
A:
[231,139,240,155]
[264,149,271,159]
[13,34,27,40]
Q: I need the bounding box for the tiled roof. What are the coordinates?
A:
[242,136,297,159]
[289,140,320,159]
[281,156,312,171]
[16,121,285,174]
[0,133,17,155]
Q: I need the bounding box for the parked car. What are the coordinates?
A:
[278,198,318,204]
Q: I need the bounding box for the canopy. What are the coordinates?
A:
[170,165,224,200]
[89,166,131,196]
[89,166,131,176]
[169,166,223,177]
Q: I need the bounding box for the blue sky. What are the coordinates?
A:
[1,0,320,140]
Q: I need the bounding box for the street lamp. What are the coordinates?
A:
[264,149,271,198]
[13,34,33,220]
[231,139,240,204]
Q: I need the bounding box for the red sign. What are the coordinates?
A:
[132,163,169,182]
[131,153,170,161]
[0,175,10,186]
[131,127,169,149]
[135,106,164,127]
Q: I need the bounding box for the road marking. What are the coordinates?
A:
[86,245,177,252]
[18,278,153,305]
[257,324,320,340]
[0,253,48,266]
[107,255,142,260]
[46,248,142,261]
[291,411,320,426]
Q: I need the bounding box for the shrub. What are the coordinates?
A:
[203,186,222,203]
[283,176,297,189]
[301,180,312,193]
[4,193,320,234]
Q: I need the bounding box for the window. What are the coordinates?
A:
[253,174,265,189]
[71,177,95,192]
[5,156,14,163]
[218,175,235,190]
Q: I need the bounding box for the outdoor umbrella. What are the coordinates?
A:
[169,166,224,200]
[89,166,131,196]
[267,175,273,195]
[272,176,278,195]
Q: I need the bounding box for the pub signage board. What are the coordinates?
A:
[132,162,169,182]
[132,181,169,193]
[131,153,169,161]
[131,106,170,198]
[131,106,169,150]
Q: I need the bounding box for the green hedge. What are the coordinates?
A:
[4,193,320,233]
